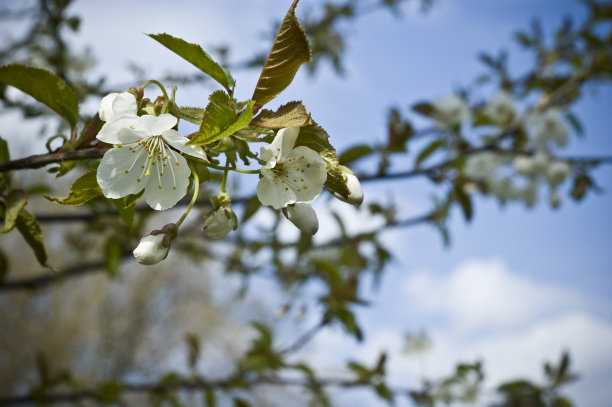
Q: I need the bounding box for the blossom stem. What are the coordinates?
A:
[220,158,229,193]
[140,80,169,102]
[175,161,200,228]
[208,163,260,175]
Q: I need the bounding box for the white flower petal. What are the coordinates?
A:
[97,116,144,145]
[162,130,208,161]
[260,145,277,168]
[139,114,177,135]
[257,177,296,210]
[143,148,191,210]
[99,92,137,122]
[97,145,146,198]
[272,127,299,159]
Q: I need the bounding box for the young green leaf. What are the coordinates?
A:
[415,139,444,167]
[252,0,312,107]
[148,33,234,90]
[189,91,255,145]
[1,189,27,233]
[168,103,206,125]
[0,136,10,192]
[103,236,123,277]
[0,64,79,127]
[412,102,435,117]
[44,170,102,206]
[295,123,350,199]
[250,101,311,129]
[339,145,374,165]
[15,208,51,269]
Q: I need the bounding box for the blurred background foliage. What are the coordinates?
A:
[1,0,611,405]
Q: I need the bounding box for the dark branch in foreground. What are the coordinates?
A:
[0,213,433,292]
[0,375,410,406]
[0,148,108,172]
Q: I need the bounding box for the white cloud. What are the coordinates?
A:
[294,258,612,407]
[402,258,590,335]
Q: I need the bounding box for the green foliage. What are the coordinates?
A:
[412,102,435,117]
[295,123,350,198]
[0,137,9,192]
[148,33,235,91]
[168,103,206,125]
[252,0,312,107]
[44,170,101,206]
[103,236,123,277]
[0,64,79,127]
[339,144,374,165]
[15,208,51,269]
[1,189,27,233]
[250,101,312,129]
[415,139,444,167]
[189,91,255,145]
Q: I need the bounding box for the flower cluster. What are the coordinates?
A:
[96,92,208,210]
[446,90,575,208]
[93,89,363,265]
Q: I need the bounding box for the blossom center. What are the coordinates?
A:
[124,135,180,191]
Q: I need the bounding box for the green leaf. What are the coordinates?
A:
[204,388,216,407]
[15,208,50,269]
[252,0,312,107]
[565,112,584,137]
[185,333,201,370]
[148,33,234,90]
[412,102,434,117]
[250,101,311,129]
[1,189,27,233]
[453,180,473,221]
[189,91,255,145]
[415,139,443,167]
[44,170,101,206]
[0,248,8,281]
[95,381,124,404]
[168,103,206,125]
[0,64,79,127]
[295,123,350,199]
[339,145,374,165]
[0,136,10,192]
[241,194,262,223]
[111,199,136,231]
[103,236,122,277]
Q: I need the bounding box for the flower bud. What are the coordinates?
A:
[549,190,561,209]
[282,203,319,235]
[128,86,144,101]
[98,92,137,122]
[203,206,238,240]
[133,233,170,265]
[332,166,364,206]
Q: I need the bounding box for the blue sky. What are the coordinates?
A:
[3,0,611,405]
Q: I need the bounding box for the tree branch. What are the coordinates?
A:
[0,374,409,405]
[0,148,107,172]
[0,212,433,292]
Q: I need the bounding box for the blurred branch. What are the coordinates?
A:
[0,374,413,406]
[0,148,107,172]
[0,212,433,292]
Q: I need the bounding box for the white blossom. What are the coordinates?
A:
[331,165,364,206]
[545,160,572,187]
[98,92,137,122]
[513,155,537,176]
[203,206,238,240]
[96,112,208,211]
[282,203,319,235]
[487,177,514,203]
[133,234,169,265]
[526,108,569,149]
[485,90,517,127]
[431,95,471,128]
[464,152,507,180]
[257,127,327,210]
